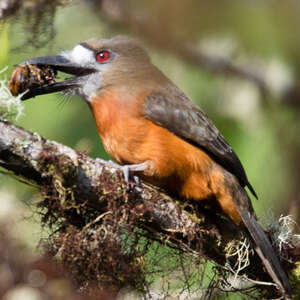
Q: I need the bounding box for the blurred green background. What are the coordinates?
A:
[0,0,300,297]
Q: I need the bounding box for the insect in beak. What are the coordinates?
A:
[9,55,96,100]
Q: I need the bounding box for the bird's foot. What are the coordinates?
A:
[107,160,149,183]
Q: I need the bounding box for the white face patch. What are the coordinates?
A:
[61,44,103,102]
[63,44,95,66]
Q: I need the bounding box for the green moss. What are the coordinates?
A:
[290,262,300,299]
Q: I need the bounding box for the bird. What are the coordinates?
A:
[13,36,292,297]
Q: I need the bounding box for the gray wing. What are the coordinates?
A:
[143,91,257,198]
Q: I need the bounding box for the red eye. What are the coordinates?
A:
[96,50,110,63]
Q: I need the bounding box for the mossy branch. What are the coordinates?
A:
[0,119,299,298]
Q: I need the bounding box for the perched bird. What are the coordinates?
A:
[14,36,292,297]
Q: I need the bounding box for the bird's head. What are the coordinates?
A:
[16,36,155,101]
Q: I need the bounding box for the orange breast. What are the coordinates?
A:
[90,89,150,165]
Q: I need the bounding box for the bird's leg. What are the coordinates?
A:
[107,160,149,183]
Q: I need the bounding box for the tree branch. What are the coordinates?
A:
[0,119,299,297]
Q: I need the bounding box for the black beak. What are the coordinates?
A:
[18,55,96,100]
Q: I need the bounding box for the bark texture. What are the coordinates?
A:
[0,119,299,298]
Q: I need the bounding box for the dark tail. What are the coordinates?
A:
[239,210,292,297]
[234,188,292,298]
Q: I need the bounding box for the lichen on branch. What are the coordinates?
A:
[0,119,299,298]
[0,67,24,120]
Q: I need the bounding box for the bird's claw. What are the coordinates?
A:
[106,160,148,187]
